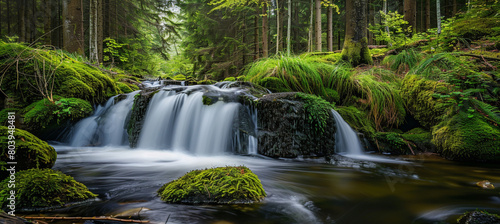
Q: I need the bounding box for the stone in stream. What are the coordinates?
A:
[457,211,500,224]
[476,180,495,189]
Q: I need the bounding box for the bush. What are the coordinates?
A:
[158,166,266,204]
[0,169,96,209]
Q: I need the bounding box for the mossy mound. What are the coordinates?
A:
[116,82,139,93]
[401,75,451,128]
[0,127,56,179]
[22,97,93,135]
[223,77,236,82]
[452,17,500,40]
[0,42,120,107]
[457,211,500,224]
[157,166,266,204]
[172,74,186,81]
[432,108,500,162]
[373,128,434,155]
[0,169,96,209]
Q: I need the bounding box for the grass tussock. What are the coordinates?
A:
[244,55,405,130]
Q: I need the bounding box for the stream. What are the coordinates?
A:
[46,146,500,224]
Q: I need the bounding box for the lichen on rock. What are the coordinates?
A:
[157,166,266,204]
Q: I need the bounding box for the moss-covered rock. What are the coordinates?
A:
[401,128,435,152]
[157,166,266,204]
[432,108,500,162]
[22,97,93,136]
[457,211,500,224]
[0,127,56,180]
[374,132,411,155]
[401,75,451,128]
[223,77,236,82]
[172,74,186,81]
[0,169,96,210]
[127,88,160,148]
[254,92,336,158]
[116,82,139,93]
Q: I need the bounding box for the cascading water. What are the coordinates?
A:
[331,109,364,155]
[69,91,139,147]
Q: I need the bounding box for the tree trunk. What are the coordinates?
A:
[89,0,98,63]
[19,0,26,43]
[104,0,110,39]
[276,0,280,54]
[287,0,291,55]
[314,0,321,51]
[453,0,457,16]
[255,5,260,60]
[278,1,284,51]
[97,0,104,63]
[437,0,442,35]
[63,0,84,54]
[327,6,333,51]
[307,0,313,52]
[426,0,431,30]
[262,2,268,58]
[6,0,11,36]
[384,0,391,46]
[404,0,417,34]
[368,0,375,45]
[341,0,373,66]
[43,0,51,44]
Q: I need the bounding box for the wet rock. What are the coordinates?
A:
[476,180,495,189]
[127,88,161,148]
[458,211,500,224]
[111,207,150,219]
[251,92,336,158]
[0,211,32,224]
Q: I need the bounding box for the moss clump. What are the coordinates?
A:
[0,127,56,179]
[202,95,214,106]
[401,75,451,128]
[116,82,139,93]
[223,77,236,82]
[22,97,93,134]
[257,77,291,93]
[0,109,19,125]
[452,17,500,40]
[172,74,186,81]
[374,132,411,155]
[341,37,373,66]
[0,169,96,209]
[401,128,434,152]
[335,106,376,136]
[432,108,500,162]
[295,93,334,135]
[157,166,266,204]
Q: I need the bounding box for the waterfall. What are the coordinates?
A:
[331,109,363,155]
[69,91,139,147]
[136,86,249,155]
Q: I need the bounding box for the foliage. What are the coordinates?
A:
[374,132,410,155]
[173,74,187,81]
[382,49,422,74]
[0,169,96,209]
[22,97,93,134]
[157,166,266,204]
[0,127,56,179]
[103,38,129,64]
[295,93,334,135]
[369,11,412,48]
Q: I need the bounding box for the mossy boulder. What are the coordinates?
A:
[254,92,336,158]
[0,127,56,180]
[0,43,120,107]
[0,169,96,210]
[457,211,500,224]
[157,166,266,204]
[22,97,93,137]
[432,108,500,162]
[401,75,451,128]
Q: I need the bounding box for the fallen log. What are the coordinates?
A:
[22,216,150,223]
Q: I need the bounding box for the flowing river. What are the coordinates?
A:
[41,83,500,224]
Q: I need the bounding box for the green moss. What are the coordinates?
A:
[157,166,266,204]
[401,128,435,152]
[335,106,376,136]
[401,75,451,128]
[0,109,19,126]
[432,106,500,162]
[0,169,96,209]
[116,82,134,93]
[223,77,236,82]
[202,95,213,105]
[295,93,334,135]
[257,77,291,93]
[374,132,410,155]
[0,127,56,179]
[22,97,93,134]
[173,74,186,81]
[341,37,373,66]
[453,17,500,40]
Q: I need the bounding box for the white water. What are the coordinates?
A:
[69,91,139,147]
[137,88,241,155]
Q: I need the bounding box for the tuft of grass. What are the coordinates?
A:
[382,49,422,74]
